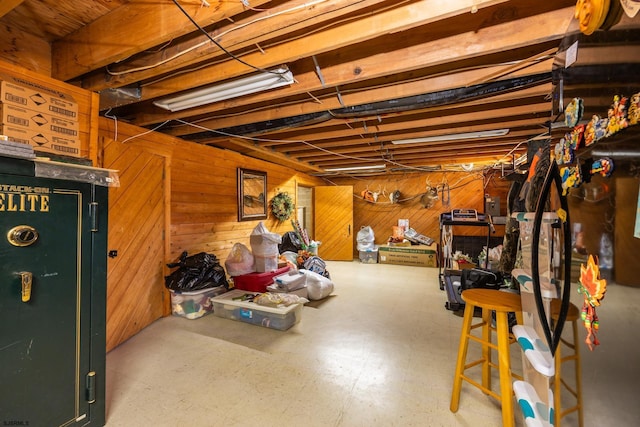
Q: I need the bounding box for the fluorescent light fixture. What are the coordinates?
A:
[391,128,510,144]
[153,67,294,112]
[324,164,386,172]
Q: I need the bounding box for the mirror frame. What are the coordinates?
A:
[237,168,267,222]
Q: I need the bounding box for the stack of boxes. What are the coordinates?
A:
[0,79,80,157]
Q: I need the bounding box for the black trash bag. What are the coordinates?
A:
[279,231,303,254]
[165,251,229,291]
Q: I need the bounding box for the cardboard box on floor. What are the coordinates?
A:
[378,244,438,267]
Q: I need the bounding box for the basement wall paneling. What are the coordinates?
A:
[98,118,324,348]
[329,170,510,258]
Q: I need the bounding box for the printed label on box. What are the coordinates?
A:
[0,124,81,156]
[378,244,438,267]
[1,79,78,119]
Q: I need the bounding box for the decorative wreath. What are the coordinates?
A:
[270,192,294,221]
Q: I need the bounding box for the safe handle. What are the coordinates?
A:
[18,272,33,303]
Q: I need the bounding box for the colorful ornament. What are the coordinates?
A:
[568,124,585,150]
[565,97,584,127]
[584,114,608,146]
[561,136,574,164]
[605,95,629,137]
[628,92,640,125]
[560,165,582,195]
[590,157,614,177]
[577,254,607,351]
[554,141,565,165]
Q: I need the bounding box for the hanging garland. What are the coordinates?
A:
[270,192,294,221]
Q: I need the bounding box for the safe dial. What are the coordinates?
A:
[7,225,39,247]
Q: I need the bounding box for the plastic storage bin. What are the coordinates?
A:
[170,286,228,319]
[233,266,290,292]
[211,289,303,330]
[359,248,378,263]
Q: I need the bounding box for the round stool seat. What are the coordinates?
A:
[551,299,580,322]
[461,289,522,313]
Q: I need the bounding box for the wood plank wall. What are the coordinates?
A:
[102,134,167,351]
[328,169,511,256]
[98,118,325,348]
[168,139,326,265]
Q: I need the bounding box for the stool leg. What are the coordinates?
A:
[554,341,562,427]
[554,319,584,427]
[482,308,492,392]
[573,320,584,427]
[450,302,475,412]
[496,311,515,427]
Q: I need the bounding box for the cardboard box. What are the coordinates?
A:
[453,261,476,270]
[1,80,78,119]
[0,103,79,134]
[378,244,438,267]
[0,124,81,157]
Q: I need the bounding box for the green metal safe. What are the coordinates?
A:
[0,155,109,426]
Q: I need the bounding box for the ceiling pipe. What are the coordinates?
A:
[590,141,640,160]
[182,73,551,141]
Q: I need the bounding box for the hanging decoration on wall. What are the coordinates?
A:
[605,94,629,137]
[584,114,608,146]
[389,189,401,204]
[564,97,584,127]
[270,192,294,221]
[420,179,439,208]
[361,188,375,202]
[577,254,607,350]
[590,157,614,177]
[628,92,640,125]
[559,165,582,195]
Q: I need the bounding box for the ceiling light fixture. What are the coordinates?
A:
[153,67,294,112]
[391,128,510,144]
[324,164,386,172]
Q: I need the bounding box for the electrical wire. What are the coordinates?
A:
[171,0,288,76]
[109,0,331,77]
[121,121,171,144]
[173,118,493,175]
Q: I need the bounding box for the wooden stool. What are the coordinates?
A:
[450,289,523,427]
[551,300,583,427]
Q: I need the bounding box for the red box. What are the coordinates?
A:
[233,266,291,292]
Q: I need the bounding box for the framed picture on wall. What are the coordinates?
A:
[237,168,267,221]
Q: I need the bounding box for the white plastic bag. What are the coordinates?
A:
[300,269,334,300]
[250,221,282,272]
[357,225,375,251]
[224,243,255,276]
[250,221,282,256]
